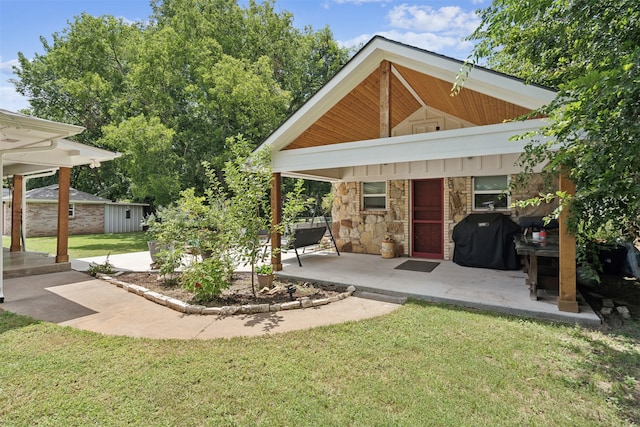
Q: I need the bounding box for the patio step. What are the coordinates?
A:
[353,290,407,305]
[3,262,72,279]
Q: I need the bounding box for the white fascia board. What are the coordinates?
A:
[58,139,122,164]
[2,164,60,176]
[262,46,386,151]
[385,44,557,109]
[282,170,342,182]
[0,109,84,137]
[273,119,552,173]
[4,139,120,169]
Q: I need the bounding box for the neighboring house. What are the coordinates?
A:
[3,185,147,237]
[262,36,559,261]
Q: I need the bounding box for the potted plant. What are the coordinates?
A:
[256,264,274,287]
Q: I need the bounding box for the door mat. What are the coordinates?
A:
[394,260,440,273]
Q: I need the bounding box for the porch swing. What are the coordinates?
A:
[284,205,340,267]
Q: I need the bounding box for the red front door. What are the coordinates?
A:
[412,179,444,259]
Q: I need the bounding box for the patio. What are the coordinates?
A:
[4,246,600,328]
[276,249,600,327]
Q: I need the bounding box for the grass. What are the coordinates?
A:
[2,232,149,259]
[1,302,638,426]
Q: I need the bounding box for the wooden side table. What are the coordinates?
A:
[515,237,560,300]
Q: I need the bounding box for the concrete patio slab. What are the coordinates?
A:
[276,251,601,327]
[1,271,400,339]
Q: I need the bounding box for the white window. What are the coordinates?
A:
[473,175,510,210]
[68,203,75,218]
[362,181,386,210]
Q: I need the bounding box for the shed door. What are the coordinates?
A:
[412,179,444,259]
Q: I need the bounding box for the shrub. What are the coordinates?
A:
[87,256,116,276]
[180,257,233,302]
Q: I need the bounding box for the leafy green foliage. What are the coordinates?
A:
[255,263,273,275]
[215,136,273,296]
[86,255,116,276]
[466,0,640,263]
[180,256,233,301]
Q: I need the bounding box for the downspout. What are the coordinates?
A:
[0,140,58,303]
[21,169,58,250]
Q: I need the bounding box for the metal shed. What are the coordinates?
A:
[104,203,147,234]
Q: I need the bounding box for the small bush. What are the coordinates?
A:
[180,257,233,302]
[87,256,116,276]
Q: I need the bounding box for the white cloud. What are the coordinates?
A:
[0,57,28,111]
[333,0,389,4]
[0,85,29,111]
[339,4,480,60]
[340,30,474,59]
[388,5,479,36]
[0,57,20,74]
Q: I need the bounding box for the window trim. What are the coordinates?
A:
[472,175,511,211]
[68,203,75,219]
[362,181,387,211]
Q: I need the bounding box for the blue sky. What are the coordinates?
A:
[0,0,485,111]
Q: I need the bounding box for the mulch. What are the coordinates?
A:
[116,271,340,307]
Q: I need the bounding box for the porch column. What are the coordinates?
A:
[10,174,23,252]
[558,172,579,312]
[379,60,391,138]
[270,172,282,271]
[55,167,70,263]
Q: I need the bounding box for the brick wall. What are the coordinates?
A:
[4,202,105,237]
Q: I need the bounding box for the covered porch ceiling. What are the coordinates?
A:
[0,109,120,176]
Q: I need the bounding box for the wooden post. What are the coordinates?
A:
[379,60,391,138]
[558,172,579,312]
[10,175,23,252]
[56,167,71,263]
[270,172,283,271]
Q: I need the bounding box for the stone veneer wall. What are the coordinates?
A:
[332,174,553,261]
[444,174,557,260]
[331,180,409,256]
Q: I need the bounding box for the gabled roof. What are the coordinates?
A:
[261,36,557,153]
[258,36,558,182]
[21,185,111,204]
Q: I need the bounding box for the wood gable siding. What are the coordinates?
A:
[284,66,421,150]
[283,61,533,151]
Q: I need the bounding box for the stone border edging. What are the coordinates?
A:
[97,273,356,315]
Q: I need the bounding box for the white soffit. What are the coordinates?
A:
[273,119,552,173]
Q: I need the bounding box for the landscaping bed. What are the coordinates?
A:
[105,271,350,314]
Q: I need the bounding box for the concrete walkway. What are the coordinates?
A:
[2,249,600,340]
[72,250,600,326]
[1,270,400,339]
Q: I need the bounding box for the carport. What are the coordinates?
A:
[1,108,119,302]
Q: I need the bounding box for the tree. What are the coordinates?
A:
[464,0,640,250]
[100,115,181,206]
[13,1,350,207]
[13,14,140,200]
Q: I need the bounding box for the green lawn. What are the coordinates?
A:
[1,302,638,426]
[2,232,149,259]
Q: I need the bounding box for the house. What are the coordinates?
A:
[2,185,148,237]
[261,36,579,313]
